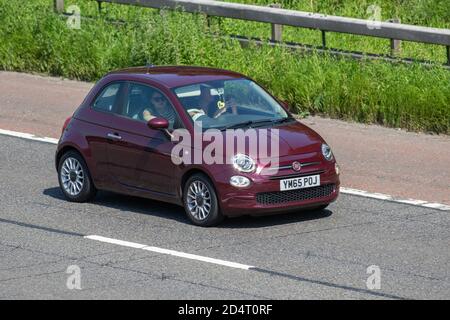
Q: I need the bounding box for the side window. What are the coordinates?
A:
[92,83,121,113]
[122,83,183,130]
[123,83,153,121]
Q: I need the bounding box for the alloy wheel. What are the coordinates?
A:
[60,157,84,196]
[186,180,212,220]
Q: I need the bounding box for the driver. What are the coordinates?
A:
[141,91,176,128]
[188,84,237,120]
[199,84,218,117]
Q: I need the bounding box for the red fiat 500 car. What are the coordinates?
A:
[56,66,340,226]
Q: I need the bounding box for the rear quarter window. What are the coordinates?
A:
[92,83,121,112]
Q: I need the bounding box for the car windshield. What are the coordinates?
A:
[172,78,291,130]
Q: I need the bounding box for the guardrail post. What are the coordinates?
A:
[269,4,282,42]
[447,46,450,65]
[389,18,402,56]
[206,14,212,29]
[321,30,326,48]
[54,0,64,13]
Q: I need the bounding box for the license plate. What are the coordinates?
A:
[280,175,320,191]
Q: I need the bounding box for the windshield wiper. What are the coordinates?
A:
[218,117,296,131]
[220,119,275,130]
[272,117,296,124]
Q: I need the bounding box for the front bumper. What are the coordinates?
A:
[214,162,340,217]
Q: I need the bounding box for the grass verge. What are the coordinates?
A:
[0,0,448,133]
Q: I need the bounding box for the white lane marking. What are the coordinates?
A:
[0,129,58,144]
[0,128,449,212]
[341,188,450,211]
[395,199,428,206]
[422,202,450,210]
[85,235,254,270]
[85,235,147,249]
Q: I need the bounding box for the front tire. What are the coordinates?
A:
[58,150,96,202]
[183,173,224,227]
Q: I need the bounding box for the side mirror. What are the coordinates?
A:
[147,117,169,130]
[147,117,173,139]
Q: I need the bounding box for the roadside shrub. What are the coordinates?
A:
[0,0,448,133]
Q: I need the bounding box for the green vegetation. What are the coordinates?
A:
[224,0,450,63]
[0,0,449,133]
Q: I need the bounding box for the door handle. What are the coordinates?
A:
[107,133,122,140]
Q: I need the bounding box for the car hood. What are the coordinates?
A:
[263,120,324,157]
[192,120,325,162]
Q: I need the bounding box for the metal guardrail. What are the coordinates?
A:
[54,0,450,65]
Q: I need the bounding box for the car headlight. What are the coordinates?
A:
[232,154,256,173]
[321,143,333,161]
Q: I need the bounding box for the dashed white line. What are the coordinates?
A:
[83,235,407,299]
[0,128,449,212]
[84,235,148,249]
[85,235,254,270]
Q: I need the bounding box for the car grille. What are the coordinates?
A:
[256,184,335,205]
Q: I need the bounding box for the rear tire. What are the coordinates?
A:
[58,150,97,202]
[183,173,224,227]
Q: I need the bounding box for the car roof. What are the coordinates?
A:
[107,65,246,88]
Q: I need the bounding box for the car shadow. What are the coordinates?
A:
[43,187,188,224]
[221,209,333,229]
[43,187,333,228]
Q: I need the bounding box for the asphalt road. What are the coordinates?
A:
[0,134,449,299]
[1,71,449,205]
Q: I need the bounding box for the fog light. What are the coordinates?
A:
[230,176,251,188]
[335,163,340,175]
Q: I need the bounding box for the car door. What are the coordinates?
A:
[106,82,184,197]
[75,81,127,190]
